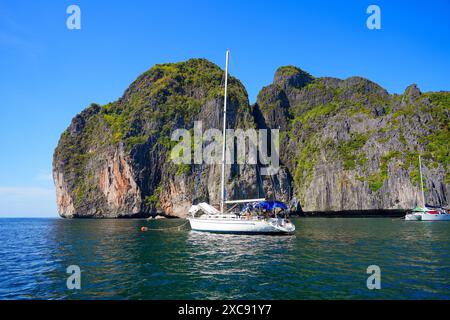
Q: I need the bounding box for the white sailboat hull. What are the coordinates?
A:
[420,214,450,221]
[188,216,295,234]
[405,213,450,221]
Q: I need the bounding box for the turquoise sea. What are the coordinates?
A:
[0,218,448,299]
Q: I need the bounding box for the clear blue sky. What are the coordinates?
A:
[0,0,449,217]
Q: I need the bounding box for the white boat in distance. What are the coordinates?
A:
[405,156,450,221]
[405,206,450,221]
[188,51,295,234]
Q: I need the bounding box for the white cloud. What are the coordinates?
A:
[0,187,54,197]
[0,169,57,217]
[0,186,57,217]
[34,170,53,182]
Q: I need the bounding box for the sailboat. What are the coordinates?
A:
[405,155,450,221]
[188,51,296,234]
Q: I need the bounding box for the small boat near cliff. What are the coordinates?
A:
[405,206,450,221]
[188,51,295,234]
[405,156,450,221]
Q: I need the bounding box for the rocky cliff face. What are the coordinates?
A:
[255,66,449,212]
[53,60,449,218]
[53,59,272,218]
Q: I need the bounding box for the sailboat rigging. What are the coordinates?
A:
[188,50,296,234]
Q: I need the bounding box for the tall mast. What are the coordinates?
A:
[220,50,230,214]
[419,155,425,207]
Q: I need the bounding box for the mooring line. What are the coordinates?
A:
[140,220,189,232]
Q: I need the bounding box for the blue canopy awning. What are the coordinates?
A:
[254,201,288,211]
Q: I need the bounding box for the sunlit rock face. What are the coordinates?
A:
[53,59,267,218]
[53,60,449,218]
[255,67,449,212]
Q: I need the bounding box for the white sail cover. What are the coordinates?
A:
[188,205,200,214]
[189,202,221,215]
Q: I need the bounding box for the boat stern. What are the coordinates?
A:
[405,213,421,221]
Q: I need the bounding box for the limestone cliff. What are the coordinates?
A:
[254,66,449,212]
[53,59,273,218]
[53,60,449,218]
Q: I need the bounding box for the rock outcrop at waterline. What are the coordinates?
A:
[53,59,449,218]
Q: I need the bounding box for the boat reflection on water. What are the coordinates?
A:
[184,230,296,278]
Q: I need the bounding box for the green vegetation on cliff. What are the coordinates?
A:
[54,59,450,217]
[53,58,253,216]
[256,66,449,207]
